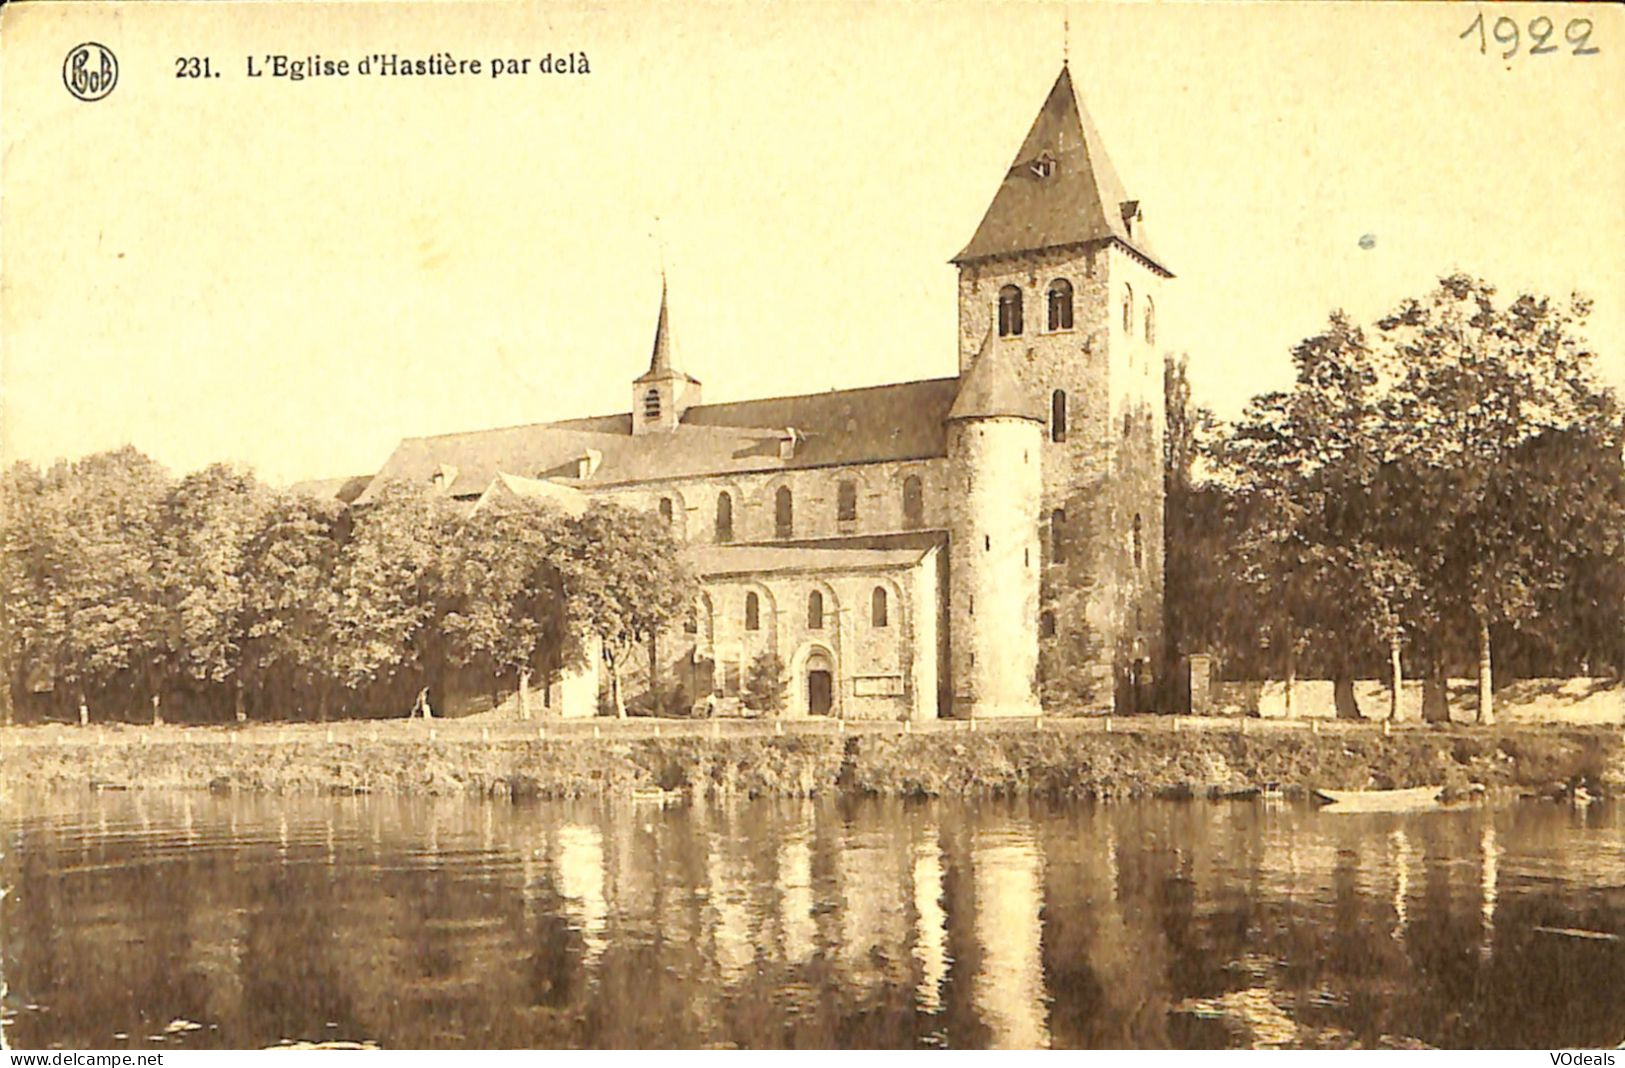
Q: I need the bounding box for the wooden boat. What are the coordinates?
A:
[1313,786,1443,812]
[629,787,683,806]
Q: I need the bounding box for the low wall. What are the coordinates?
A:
[1210,677,1623,723]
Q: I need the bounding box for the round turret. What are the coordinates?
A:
[946,334,1044,718]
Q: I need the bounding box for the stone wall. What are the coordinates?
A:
[589,457,952,545]
[634,550,940,722]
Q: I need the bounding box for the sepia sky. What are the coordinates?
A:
[3,1,1621,485]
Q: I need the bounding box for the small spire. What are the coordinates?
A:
[648,275,672,376]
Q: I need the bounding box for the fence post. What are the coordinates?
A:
[1105,716,1112,734]
[481,727,490,743]
[429,728,437,743]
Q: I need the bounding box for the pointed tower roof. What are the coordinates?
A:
[953,66,1169,274]
[948,327,1044,423]
[635,277,699,384]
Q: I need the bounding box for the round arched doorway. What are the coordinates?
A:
[804,649,834,717]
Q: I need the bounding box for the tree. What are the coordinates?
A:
[742,650,788,717]
[155,464,273,718]
[238,491,345,719]
[0,449,171,721]
[326,479,462,712]
[1377,275,1621,723]
[547,502,694,718]
[440,502,569,718]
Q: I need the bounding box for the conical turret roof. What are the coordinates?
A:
[948,327,1043,423]
[953,66,1168,274]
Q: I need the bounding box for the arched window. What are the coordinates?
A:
[997,285,1024,337]
[1051,508,1066,564]
[775,486,793,539]
[1144,295,1156,344]
[715,492,734,543]
[837,480,857,522]
[1047,279,1073,332]
[1122,285,1134,333]
[807,590,824,629]
[1040,611,1056,639]
[871,586,889,627]
[902,475,924,530]
[1133,513,1144,569]
[1051,389,1068,443]
[745,592,760,631]
[644,388,662,422]
[658,497,673,523]
[683,603,698,634]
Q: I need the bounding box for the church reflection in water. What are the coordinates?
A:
[5,792,1625,1050]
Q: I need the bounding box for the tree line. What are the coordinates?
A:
[0,456,694,724]
[1164,273,1625,721]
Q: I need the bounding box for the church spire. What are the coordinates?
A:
[632,274,701,435]
[645,274,674,378]
[953,66,1168,275]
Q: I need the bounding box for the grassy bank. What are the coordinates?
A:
[3,719,1623,801]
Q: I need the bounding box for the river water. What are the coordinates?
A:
[2,791,1623,1049]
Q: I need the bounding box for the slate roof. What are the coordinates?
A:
[355,377,961,503]
[685,542,933,578]
[953,66,1169,275]
[471,473,588,516]
[948,327,1045,423]
[286,475,374,504]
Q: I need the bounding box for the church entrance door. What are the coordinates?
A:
[807,670,833,716]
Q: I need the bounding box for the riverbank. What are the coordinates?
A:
[4,717,1623,801]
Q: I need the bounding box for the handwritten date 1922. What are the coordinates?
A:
[1461,13,1599,60]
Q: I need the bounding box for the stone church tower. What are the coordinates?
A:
[952,66,1169,709]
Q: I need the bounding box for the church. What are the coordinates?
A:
[344,65,1169,721]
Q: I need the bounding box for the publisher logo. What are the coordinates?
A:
[63,42,118,102]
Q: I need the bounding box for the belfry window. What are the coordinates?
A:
[643,388,662,422]
[1047,279,1073,332]
[807,591,824,629]
[1144,296,1156,344]
[1133,513,1144,569]
[775,486,793,539]
[997,285,1024,337]
[871,587,889,627]
[902,475,924,530]
[1051,390,1068,443]
[715,492,734,543]
[837,480,857,522]
[745,592,761,631]
[1122,285,1134,334]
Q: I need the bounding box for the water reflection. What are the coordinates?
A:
[4,793,1625,1049]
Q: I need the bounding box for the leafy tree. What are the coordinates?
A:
[0,449,171,720]
[742,650,788,717]
[154,464,273,718]
[440,502,569,718]
[1376,275,1621,723]
[546,502,694,718]
[326,479,462,710]
[238,491,345,719]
